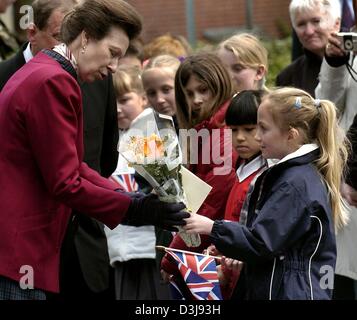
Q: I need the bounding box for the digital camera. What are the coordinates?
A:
[337,32,357,51]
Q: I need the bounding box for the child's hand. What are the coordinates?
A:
[218,256,244,299]
[221,256,243,275]
[216,257,241,287]
[160,269,173,283]
[203,244,221,257]
[183,213,214,235]
[341,182,357,207]
[216,264,228,287]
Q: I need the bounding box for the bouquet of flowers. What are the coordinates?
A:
[119,108,201,247]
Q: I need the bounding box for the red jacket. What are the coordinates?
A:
[0,53,131,293]
[224,156,266,222]
[224,173,254,222]
[161,101,237,276]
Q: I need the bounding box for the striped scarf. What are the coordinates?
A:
[52,43,78,70]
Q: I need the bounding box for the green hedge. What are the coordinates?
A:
[263,36,292,87]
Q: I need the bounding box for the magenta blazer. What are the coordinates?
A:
[0,53,131,293]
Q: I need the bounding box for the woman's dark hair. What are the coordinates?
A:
[225,90,266,126]
[61,0,142,44]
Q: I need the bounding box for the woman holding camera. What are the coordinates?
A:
[276,0,341,97]
[315,21,357,300]
[316,31,357,130]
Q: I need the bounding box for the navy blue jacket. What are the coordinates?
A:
[210,149,336,300]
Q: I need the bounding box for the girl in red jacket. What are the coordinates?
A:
[160,53,237,298]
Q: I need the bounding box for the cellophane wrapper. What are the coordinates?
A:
[119,109,201,247]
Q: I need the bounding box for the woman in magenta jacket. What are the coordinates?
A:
[0,0,188,299]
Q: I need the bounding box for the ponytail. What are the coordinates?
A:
[315,100,349,231]
[265,87,350,232]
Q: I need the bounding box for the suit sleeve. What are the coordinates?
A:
[315,58,348,113]
[26,75,131,229]
[210,182,312,263]
[79,162,118,190]
[100,74,119,178]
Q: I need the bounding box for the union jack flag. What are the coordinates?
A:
[169,280,185,300]
[110,173,138,192]
[166,250,222,300]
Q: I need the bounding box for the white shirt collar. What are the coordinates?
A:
[23,42,33,63]
[236,154,266,182]
[267,143,319,168]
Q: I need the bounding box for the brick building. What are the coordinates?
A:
[3,0,292,44]
[128,0,291,43]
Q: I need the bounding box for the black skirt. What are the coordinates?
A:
[114,259,171,300]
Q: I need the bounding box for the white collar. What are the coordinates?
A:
[236,154,266,182]
[268,143,319,168]
[23,42,33,63]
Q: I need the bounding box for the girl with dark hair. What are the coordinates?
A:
[208,90,268,299]
[160,53,237,298]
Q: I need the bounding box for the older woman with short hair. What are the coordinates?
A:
[276,0,341,96]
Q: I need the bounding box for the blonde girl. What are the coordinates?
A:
[112,64,147,130]
[142,54,180,117]
[184,87,349,300]
[107,65,169,300]
[217,33,268,92]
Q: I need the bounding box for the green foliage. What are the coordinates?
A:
[275,18,292,39]
[263,36,292,87]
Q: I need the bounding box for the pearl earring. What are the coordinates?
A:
[81,46,86,54]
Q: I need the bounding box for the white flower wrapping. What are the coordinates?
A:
[119,109,201,247]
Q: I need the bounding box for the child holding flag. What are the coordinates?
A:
[184,88,349,300]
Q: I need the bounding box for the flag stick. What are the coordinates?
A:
[156,245,222,261]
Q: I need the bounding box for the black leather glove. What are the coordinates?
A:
[125,193,190,231]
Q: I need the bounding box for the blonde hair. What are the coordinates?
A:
[142,34,190,60]
[112,65,144,96]
[218,33,268,89]
[265,87,349,231]
[143,54,181,74]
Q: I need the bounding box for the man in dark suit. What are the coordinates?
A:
[0,0,118,299]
